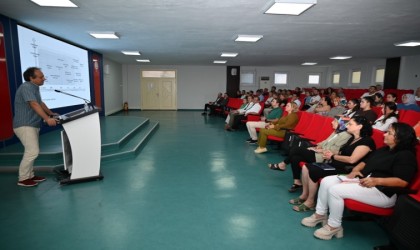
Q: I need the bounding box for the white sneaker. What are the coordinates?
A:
[254,147,267,154]
[301,213,327,227]
[314,225,344,240]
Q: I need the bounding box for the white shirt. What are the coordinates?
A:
[310,95,321,104]
[372,115,398,132]
[245,102,262,115]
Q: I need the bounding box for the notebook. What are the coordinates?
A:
[312,163,336,171]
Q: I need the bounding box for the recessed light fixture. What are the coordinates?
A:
[235,35,263,43]
[221,52,238,57]
[265,0,316,16]
[136,59,150,63]
[302,62,317,65]
[394,40,420,47]
[31,0,77,7]
[330,56,352,60]
[89,32,119,39]
[122,51,141,55]
[214,60,227,64]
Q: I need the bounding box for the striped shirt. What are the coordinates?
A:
[13,81,43,128]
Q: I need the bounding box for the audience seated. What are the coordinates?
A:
[360,85,377,98]
[373,92,384,107]
[355,96,377,124]
[202,92,223,115]
[254,102,299,154]
[326,97,347,118]
[225,96,261,131]
[268,118,351,193]
[341,98,360,118]
[289,116,375,212]
[385,93,397,104]
[397,93,420,112]
[415,87,420,101]
[372,102,398,132]
[301,123,417,240]
[375,84,385,97]
[245,98,283,144]
[303,89,321,111]
[309,96,333,115]
[225,95,252,128]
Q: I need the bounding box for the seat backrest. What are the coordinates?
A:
[312,116,335,144]
[399,110,420,127]
[371,106,383,118]
[371,128,385,148]
[292,112,314,135]
[301,114,327,139]
[410,143,420,192]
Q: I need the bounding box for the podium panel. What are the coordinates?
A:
[59,108,103,184]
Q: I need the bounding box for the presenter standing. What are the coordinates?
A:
[13,67,57,187]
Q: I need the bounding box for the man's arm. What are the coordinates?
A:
[29,101,57,126]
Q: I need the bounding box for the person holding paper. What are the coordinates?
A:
[268,118,351,193]
[289,116,375,212]
[301,123,417,240]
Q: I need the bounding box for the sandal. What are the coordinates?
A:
[268,163,286,171]
[293,203,315,212]
[288,184,303,193]
[289,197,305,205]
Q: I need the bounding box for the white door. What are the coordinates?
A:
[141,70,177,110]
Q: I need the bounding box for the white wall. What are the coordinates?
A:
[102,57,419,112]
[399,55,420,89]
[103,58,123,115]
[122,65,226,109]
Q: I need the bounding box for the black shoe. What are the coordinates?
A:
[201,112,207,115]
[245,138,252,142]
[249,140,258,144]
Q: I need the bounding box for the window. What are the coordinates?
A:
[375,68,385,83]
[274,73,288,85]
[240,71,255,85]
[308,73,321,85]
[142,70,176,78]
[332,72,340,85]
[351,70,361,85]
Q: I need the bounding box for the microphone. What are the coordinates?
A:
[54,89,95,111]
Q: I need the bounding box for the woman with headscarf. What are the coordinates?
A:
[397,93,420,112]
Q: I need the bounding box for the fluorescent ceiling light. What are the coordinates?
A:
[265,0,316,16]
[214,60,227,64]
[235,35,263,42]
[31,0,77,7]
[89,32,119,39]
[136,59,150,63]
[302,62,317,65]
[221,52,238,57]
[394,40,420,47]
[122,51,141,55]
[330,56,352,60]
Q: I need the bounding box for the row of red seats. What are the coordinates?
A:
[265,112,335,145]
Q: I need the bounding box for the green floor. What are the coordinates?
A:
[0,111,388,249]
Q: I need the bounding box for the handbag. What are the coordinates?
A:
[281,131,314,153]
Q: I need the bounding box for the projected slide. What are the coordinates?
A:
[17,25,91,109]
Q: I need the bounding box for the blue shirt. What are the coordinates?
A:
[13,81,43,128]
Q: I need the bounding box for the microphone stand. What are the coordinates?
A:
[54,89,95,111]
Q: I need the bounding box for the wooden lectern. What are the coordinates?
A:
[58,107,103,184]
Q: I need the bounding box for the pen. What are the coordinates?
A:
[366,173,372,178]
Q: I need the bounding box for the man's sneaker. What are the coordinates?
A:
[31,176,46,182]
[245,138,253,142]
[249,140,258,144]
[17,179,38,187]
